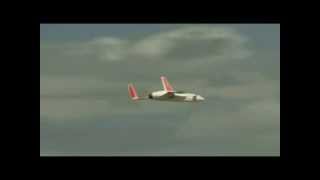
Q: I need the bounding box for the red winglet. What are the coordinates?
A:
[128,84,139,100]
[160,76,174,92]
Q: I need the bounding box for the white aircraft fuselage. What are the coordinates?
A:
[148,90,204,102]
[128,76,205,103]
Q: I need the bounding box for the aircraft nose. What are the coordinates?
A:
[196,95,205,101]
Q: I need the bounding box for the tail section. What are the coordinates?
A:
[160,76,174,92]
[128,83,139,100]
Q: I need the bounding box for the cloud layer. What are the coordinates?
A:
[40,25,280,156]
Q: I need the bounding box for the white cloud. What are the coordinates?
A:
[41,25,252,64]
[40,25,280,155]
[40,99,112,121]
[40,76,110,94]
[175,99,280,140]
[87,37,129,61]
[205,79,280,100]
[131,26,251,62]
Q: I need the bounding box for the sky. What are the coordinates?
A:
[40,24,280,156]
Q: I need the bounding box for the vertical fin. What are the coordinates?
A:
[160,76,174,92]
[128,83,139,100]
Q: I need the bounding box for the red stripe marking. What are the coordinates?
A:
[161,76,173,92]
[128,84,137,98]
